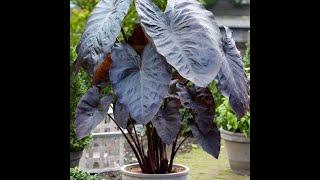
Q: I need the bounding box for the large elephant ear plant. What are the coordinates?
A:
[73,0,249,174]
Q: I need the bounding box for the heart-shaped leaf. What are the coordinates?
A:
[215,26,250,118]
[151,99,181,145]
[75,86,113,139]
[110,43,171,124]
[74,0,132,76]
[175,83,220,158]
[135,0,223,87]
[189,122,220,159]
[114,99,130,128]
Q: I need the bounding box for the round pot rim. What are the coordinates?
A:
[220,128,250,142]
[121,163,190,178]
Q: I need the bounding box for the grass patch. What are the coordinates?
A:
[174,141,249,180]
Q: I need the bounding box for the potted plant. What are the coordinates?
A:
[70,167,103,180]
[216,98,250,175]
[72,0,249,179]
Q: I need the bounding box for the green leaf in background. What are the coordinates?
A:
[71,0,99,12]
[70,167,102,180]
[198,0,216,9]
[215,98,250,137]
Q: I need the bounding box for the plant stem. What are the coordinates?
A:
[174,133,191,155]
[107,114,145,172]
[146,123,156,173]
[140,135,145,157]
[155,134,160,170]
[168,130,180,172]
[127,127,144,164]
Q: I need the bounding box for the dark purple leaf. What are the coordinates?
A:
[75,86,113,139]
[135,0,223,87]
[215,26,250,118]
[152,99,181,145]
[177,84,216,134]
[174,78,221,158]
[114,99,130,128]
[189,122,220,159]
[109,43,171,124]
[74,0,132,76]
[127,25,149,54]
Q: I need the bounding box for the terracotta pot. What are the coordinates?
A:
[121,163,190,180]
[220,128,250,175]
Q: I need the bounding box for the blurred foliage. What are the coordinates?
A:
[209,81,224,108]
[70,0,99,12]
[121,0,167,41]
[70,167,102,180]
[120,3,139,42]
[215,98,250,137]
[179,108,192,136]
[153,0,167,11]
[198,0,216,9]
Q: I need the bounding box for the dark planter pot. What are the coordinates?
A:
[70,150,84,168]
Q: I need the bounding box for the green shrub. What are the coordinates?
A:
[153,0,167,11]
[198,0,216,9]
[121,3,139,42]
[71,0,99,12]
[209,81,224,108]
[180,108,192,136]
[121,0,168,41]
[70,167,102,180]
[215,98,250,137]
